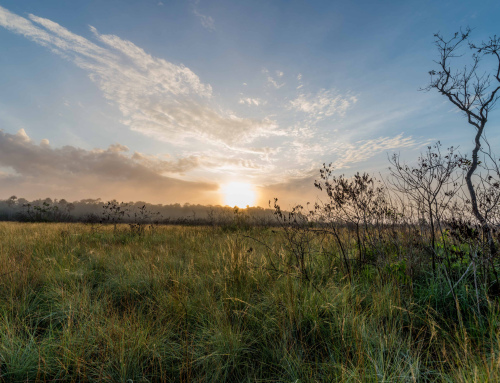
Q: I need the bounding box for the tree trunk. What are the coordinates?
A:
[465,124,497,258]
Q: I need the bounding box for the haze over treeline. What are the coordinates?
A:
[0,195,276,224]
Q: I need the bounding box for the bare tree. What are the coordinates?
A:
[425,28,500,253]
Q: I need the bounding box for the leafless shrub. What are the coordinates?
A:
[389,143,461,272]
[312,163,421,283]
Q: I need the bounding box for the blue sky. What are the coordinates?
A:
[0,0,499,206]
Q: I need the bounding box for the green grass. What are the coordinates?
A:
[0,222,498,382]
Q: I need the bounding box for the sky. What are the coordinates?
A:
[0,0,499,207]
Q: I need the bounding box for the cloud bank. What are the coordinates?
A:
[0,129,216,203]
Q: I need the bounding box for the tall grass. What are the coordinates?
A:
[0,222,497,382]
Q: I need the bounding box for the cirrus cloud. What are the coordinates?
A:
[0,6,279,146]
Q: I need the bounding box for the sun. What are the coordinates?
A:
[221,182,256,207]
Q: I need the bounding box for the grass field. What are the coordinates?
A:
[0,222,498,382]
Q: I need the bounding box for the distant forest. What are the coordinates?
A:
[0,196,276,226]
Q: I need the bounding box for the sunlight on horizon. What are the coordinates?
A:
[221,182,256,207]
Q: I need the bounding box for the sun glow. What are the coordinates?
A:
[221,182,256,207]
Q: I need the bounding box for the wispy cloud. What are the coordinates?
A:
[239,97,264,106]
[333,134,419,169]
[289,90,358,120]
[256,133,421,206]
[190,0,215,31]
[193,9,215,31]
[296,73,303,89]
[263,68,285,89]
[131,150,265,174]
[0,6,281,146]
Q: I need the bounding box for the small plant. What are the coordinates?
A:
[84,212,102,234]
[128,205,162,236]
[101,200,129,232]
[271,199,314,278]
